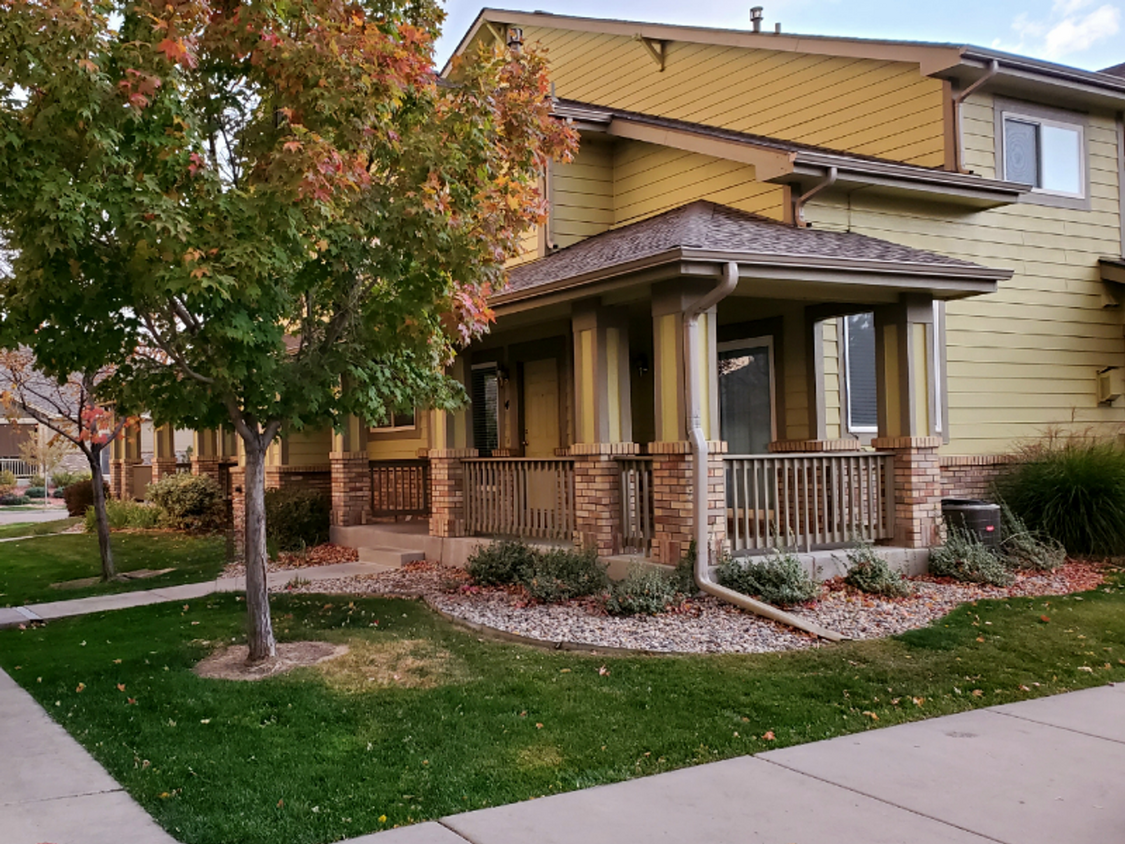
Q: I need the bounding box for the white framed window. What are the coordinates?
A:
[372,407,416,432]
[842,313,878,435]
[1002,111,1085,198]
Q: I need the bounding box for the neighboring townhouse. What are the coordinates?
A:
[118,10,1125,569]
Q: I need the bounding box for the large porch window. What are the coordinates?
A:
[718,337,775,454]
[843,313,878,436]
[470,363,500,456]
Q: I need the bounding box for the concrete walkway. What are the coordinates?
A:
[0,507,69,526]
[358,683,1125,844]
[0,560,394,629]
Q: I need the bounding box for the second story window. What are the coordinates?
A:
[1002,112,1084,198]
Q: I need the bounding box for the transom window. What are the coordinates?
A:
[1002,112,1084,198]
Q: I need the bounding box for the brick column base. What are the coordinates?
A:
[330,452,371,527]
[151,459,179,484]
[429,449,477,538]
[571,442,638,555]
[649,441,727,565]
[873,436,943,549]
[192,458,222,486]
[109,459,140,501]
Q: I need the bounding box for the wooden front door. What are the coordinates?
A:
[522,358,560,458]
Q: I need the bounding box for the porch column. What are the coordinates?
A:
[330,415,370,527]
[572,300,633,444]
[571,442,639,554]
[152,424,178,482]
[109,419,142,501]
[648,441,727,565]
[874,294,943,548]
[191,429,222,486]
[428,448,477,537]
[651,281,719,443]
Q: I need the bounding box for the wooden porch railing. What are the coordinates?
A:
[617,456,654,555]
[463,457,575,541]
[370,459,430,518]
[0,458,36,479]
[725,452,895,554]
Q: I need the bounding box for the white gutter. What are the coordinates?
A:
[682,261,846,642]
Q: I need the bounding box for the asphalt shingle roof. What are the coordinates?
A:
[506,201,994,293]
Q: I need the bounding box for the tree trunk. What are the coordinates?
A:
[88,450,116,581]
[242,438,277,662]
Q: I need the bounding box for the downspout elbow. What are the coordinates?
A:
[953,59,999,173]
[793,166,837,227]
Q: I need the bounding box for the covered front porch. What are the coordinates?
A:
[338,202,1009,564]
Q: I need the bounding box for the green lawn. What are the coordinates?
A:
[0,533,227,607]
[1,574,1123,844]
[0,517,82,540]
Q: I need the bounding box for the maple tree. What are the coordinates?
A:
[0,350,129,580]
[0,0,575,660]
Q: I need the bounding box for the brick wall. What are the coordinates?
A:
[649,441,726,565]
[940,455,1014,500]
[571,442,638,555]
[873,436,943,549]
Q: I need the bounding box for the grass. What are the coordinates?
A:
[1,573,1123,844]
[0,533,228,607]
[0,517,82,540]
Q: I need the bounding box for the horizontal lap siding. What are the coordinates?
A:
[805,92,1124,455]
[518,25,946,166]
[551,139,613,248]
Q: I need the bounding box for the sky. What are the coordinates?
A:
[433,0,1125,72]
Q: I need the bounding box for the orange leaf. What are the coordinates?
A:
[762,731,776,741]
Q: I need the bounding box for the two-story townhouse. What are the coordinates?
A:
[121,10,1125,577]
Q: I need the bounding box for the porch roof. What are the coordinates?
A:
[499,201,1011,306]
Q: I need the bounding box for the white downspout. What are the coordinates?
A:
[683,261,846,642]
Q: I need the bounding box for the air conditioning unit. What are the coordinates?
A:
[1097,367,1123,404]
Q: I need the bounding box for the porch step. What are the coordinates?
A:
[357,546,425,567]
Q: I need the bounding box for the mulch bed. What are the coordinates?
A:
[273,557,1110,655]
[221,544,359,579]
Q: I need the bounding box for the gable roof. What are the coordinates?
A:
[499,201,1009,306]
[449,9,1125,108]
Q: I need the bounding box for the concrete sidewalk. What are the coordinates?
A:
[0,560,394,629]
[360,683,1125,844]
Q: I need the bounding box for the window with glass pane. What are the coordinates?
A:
[471,365,499,455]
[373,406,415,430]
[845,313,878,433]
[1004,114,1083,197]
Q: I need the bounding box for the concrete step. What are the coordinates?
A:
[357,546,425,567]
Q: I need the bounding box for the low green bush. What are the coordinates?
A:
[263,487,329,551]
[0,469,16,491]
[520,547,608,603]
[466,539,538,586]
[606,564,681,616]
[28,474,45,488]
[999,501,1066,572]
[718,550,820,606]
[62,479,110,517]
[84,500,163,531]
[929,526,1014,586]
[24,486,46,499]
[842,540,912,597]
[994,438,1125,557]
[147,473,226,532]
[51,469,91,490]
[0,493,30,506]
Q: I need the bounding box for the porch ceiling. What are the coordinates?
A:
[497,201,1011,313]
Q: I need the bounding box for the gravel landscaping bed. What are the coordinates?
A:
[274,559,1107,654]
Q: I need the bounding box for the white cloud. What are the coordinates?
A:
[1000,1,1120,61]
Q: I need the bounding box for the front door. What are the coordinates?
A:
[522,358,560,457]
[718,338,775,454]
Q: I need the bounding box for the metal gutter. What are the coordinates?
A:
[794,166,837,226]
[681,261,846,642]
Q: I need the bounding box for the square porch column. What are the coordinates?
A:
[571,300,633,445]
[428,448,478,537]
[191,429,223,485]
[571,442,639,554]
[648,441,727,565]
[331,414,370,527]
[151,424,179,482]
[109,419,142,500]
[874,294,944,548]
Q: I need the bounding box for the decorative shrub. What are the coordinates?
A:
[62,479,110,517]
[929,526,1014,586]
[24,486,47,499]
[85,500,162,531]
[520,547,608,603]
[842,540,912,597]
[466,539,537,587]
[994,438,1125,557]
[718,550,820,606]
[606,564,681,616]
[52,469,91,490]
[148,473,226,532]
[263,487,329,551]
[28,474,45,488]
[0,469,16,492]
[999,501,1067,572]
[0,493,30,506]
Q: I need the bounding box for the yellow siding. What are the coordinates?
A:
[551,139,614,248]
[506,224,540,269]
[283,428,332,466]
[805,93,1125,455]
[613,141,786,225]
[367,412,431,460]
[517,25,947,166]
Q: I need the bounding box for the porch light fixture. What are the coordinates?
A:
[495,364,510,388]
[507,27,523,51]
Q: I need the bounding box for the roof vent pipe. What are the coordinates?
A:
[682,261,846,642]
[750,6,764,32]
